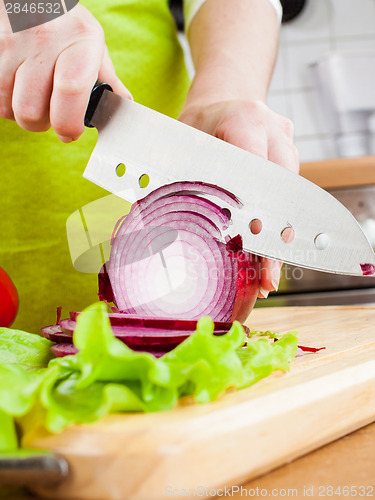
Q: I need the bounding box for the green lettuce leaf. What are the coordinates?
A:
[237,333,298,388]
[0,410,18,452]
[0,329,53,451]
[0,302,298,450]
[0,328,53,371]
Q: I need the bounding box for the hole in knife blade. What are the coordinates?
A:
[249,219,263,235]
[116,163,126,177]
[139,174,150,188]
[281,226,295,244]
[314,233,329,250]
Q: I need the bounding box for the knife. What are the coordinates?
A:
[83,83,375,277]
[0,450,68,486]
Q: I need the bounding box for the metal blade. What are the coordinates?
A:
[84,91,375,276]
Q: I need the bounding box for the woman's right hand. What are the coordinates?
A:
[0,3,131,142]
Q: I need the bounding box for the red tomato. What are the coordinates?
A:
[0,268,19,327]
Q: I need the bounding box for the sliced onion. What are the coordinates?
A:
[361,263,375,276]
[298,345,325,353]
[100,181,260,322]
[296,347,305,357]
[68,312,248,333]
[50,343,78,358]
[50,343,167,359]
[41,325,70,343]
[131,181,242,210]
[58,317,244,347]
[43,312,249,356]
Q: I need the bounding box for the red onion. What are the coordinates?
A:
[361,263,375,276]
[298,345,325,353]
[41,325,71,343]
[43,315,248,355]
[50,343,167,359]
[100,182,260,323]
[50,343,78,358]
[68,311,248,332]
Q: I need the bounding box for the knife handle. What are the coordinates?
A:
[85,81,113,128]
[0,450,69,486]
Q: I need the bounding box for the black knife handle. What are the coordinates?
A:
[84,81,113,128]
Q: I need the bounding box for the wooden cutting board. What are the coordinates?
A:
[28,306,375,500]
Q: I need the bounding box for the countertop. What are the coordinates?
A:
[300,155,375,189]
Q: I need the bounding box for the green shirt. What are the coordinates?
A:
[0,0,190,332]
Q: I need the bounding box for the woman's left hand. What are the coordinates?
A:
[179,98,300,298]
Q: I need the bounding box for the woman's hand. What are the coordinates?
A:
[0,3,131,142]
[179,99,299,297]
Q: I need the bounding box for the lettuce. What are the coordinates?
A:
[0,303,298,451]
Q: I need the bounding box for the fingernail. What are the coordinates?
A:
[271,279,279,292]
[259,286,269,299]
[58,135,73,143]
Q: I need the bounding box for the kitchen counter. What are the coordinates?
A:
[300,155,375,189]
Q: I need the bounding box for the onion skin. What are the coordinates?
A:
[100,181,260,322]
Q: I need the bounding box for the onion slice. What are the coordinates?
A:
[68,311,249,333]
[43,313,250,356]
[41,325,70,343]
[298,345,325,353]
[50,343,78,358]
[50,343,167,359]
[361,263,375,276]
[100,181,260,322]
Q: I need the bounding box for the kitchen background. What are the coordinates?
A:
[268,0,375,162]
[174,0,375,162]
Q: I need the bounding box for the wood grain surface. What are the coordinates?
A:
[238,421,375,498]
[300,156,375,189]
[26,306,375,500]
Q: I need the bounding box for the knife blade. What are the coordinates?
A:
[83,88,375,277]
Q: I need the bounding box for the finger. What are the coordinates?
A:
[0,72,15,121]
[258,258,282,298]
[50,38,105,142]
[99,46,133,100]
[268,139,300,174]
[268,117,300,174]
[0,50,17,120]
[217,119,268,159]
[12,59,53,132]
